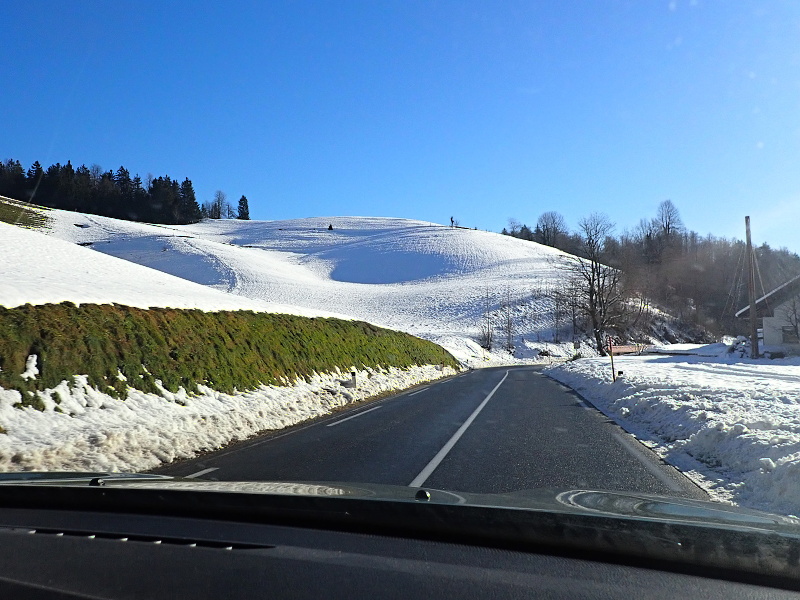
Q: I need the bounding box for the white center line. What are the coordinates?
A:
[185,467,219,479]
[409,370,509,488]
[326,405,382,427]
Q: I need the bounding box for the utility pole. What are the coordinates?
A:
[745,216,760,359]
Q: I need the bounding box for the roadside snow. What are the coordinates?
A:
[19,355,38,381]
[545,352,800,516]
[648,342,734,356]
[0,365,455,472]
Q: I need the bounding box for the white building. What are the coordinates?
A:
[736,273,800,354]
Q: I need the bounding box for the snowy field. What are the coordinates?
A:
[546,349,800,516]
[0,365,454,472]
[0,221,343,319]
[36,210,581,365]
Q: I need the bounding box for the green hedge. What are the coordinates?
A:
[0,303,458,407]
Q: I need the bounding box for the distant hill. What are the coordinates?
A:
[0,199,706,365]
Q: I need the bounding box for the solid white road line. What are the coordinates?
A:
[409,370,509,488]
[326,405,382,427]
[185,467,219,479]
[408,388,426,396]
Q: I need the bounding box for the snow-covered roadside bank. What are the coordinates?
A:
[545,354,800,516]
[435,336,597,369]
[0,365,456,473]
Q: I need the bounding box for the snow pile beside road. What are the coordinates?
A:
[647,342,732,356]
[545,353,800,516]
[0,365,455,473]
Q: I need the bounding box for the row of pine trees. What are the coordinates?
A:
[0,159,250,225]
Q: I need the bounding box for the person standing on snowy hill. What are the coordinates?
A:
[450,216,454,227]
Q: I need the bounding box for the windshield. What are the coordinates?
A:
[2,0,800,524]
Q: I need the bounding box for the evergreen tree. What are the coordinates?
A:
[38,163,62,207]
[129,174,148,221]
[25,160,44,201]
[148,176,182,223]
[0,159,27,200]
[115,167,133,204]
[59,160,76,202]
[0,156,240,228]
[73,164,93,212]
[96,170,120,216]
[179,178,202,223]
[237,195,250,220]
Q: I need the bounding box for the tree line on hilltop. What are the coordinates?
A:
[502,201,800,351]
[0,158,250,224]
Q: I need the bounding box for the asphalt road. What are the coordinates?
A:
[155,366,706,499]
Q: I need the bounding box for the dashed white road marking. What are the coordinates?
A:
[185,467,219,479]
[326,405,382,427]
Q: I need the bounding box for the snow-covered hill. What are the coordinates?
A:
[21,209,582,364]
[0,221,341,319]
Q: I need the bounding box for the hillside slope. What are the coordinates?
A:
[0,220,342,318]
[39,211,578,362]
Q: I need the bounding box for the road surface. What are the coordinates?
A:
[155,366,706,499]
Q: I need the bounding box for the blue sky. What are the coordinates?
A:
[4,1,800,251]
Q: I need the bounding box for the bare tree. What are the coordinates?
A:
[90,164,104,184]
[656,199,684,241]
[567,213,628,355]
[543,276,584,343]
[209,190,226,219]
[478,286,494,350]
[785,297,800,342]
[535,211,567,247]
[507,218,522,236]
[502,287,514,353]
[548,284,565,343]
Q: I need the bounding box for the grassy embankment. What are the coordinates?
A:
[0,303,459,409]
[0,195,50,229]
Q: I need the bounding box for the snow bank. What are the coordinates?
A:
[545,352,800,516]
[0,365,455,472]
[648,342,738,356]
